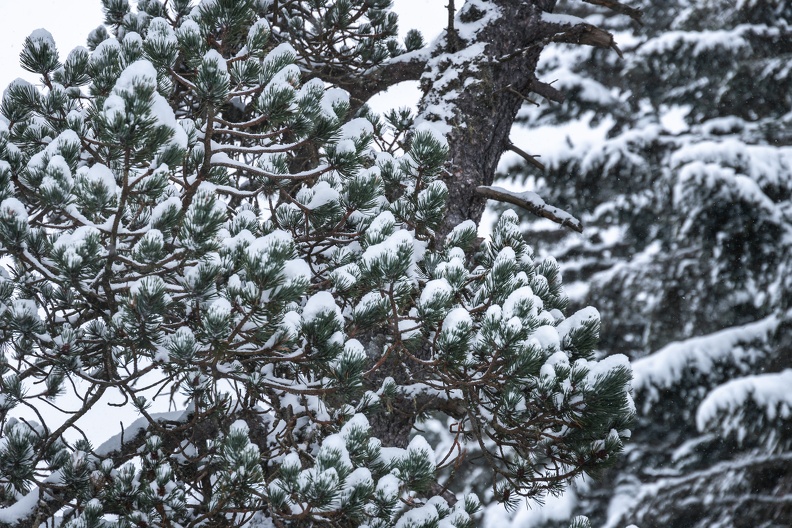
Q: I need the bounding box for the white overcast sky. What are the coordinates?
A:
[0,0,447,92]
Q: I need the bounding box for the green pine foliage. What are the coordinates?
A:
[497,0,792,526]
[0,1,633,527]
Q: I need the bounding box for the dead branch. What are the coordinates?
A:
[581,0,643,24]
[504,85,540,106]
[530,78,565,103]
[551,23,624,58]
[507,142,546,171]
[499,20,623,65]
[476,185,583,233]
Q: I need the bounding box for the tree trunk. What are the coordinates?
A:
[424,0,559,241]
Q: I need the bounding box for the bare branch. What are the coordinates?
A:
[503,85,540,106]
[447,0,456,36]
[530,78,565,103]
[476,185,583,233]
[507,142,546,171]
[581,0,643,24]
[551,23,624,58]
[446,0,462,50]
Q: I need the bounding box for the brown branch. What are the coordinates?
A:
[316,52,428,112]
[499,18,624,64]
[447,0,456,36]
[507,142,546,171]
[581,0,643,24]
[476,185,583,233]
[551,23,624,58]
[446,0,462,51]
[530,78,565,103]
[504,85,539,106]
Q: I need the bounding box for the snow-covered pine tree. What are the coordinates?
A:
[0,0,638,526]
[498,0,792,526]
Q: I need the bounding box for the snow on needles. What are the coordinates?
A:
[420,278,452,306]
[302,291,343,325]
[0,198,27,220]
[632,315,778,407]
[696,369,792,437]
[0,488,39,525]
[82,163,117,194]
[26,28,56,51]
[105,60,188,150]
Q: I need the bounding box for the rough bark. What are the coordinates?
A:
[413,0,624,241]
[427,0,555,241]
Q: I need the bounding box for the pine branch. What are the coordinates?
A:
[476,185,584,233]
[322,51,428,111]
[0,412,190,528]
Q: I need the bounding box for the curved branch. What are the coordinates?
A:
[314,50,429,111]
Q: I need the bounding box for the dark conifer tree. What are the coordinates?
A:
[499,0,792,525]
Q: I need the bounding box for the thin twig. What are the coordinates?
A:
[504,85,539,106]
[507,142,546,171]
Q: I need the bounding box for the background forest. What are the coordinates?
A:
[494,0,792,526]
